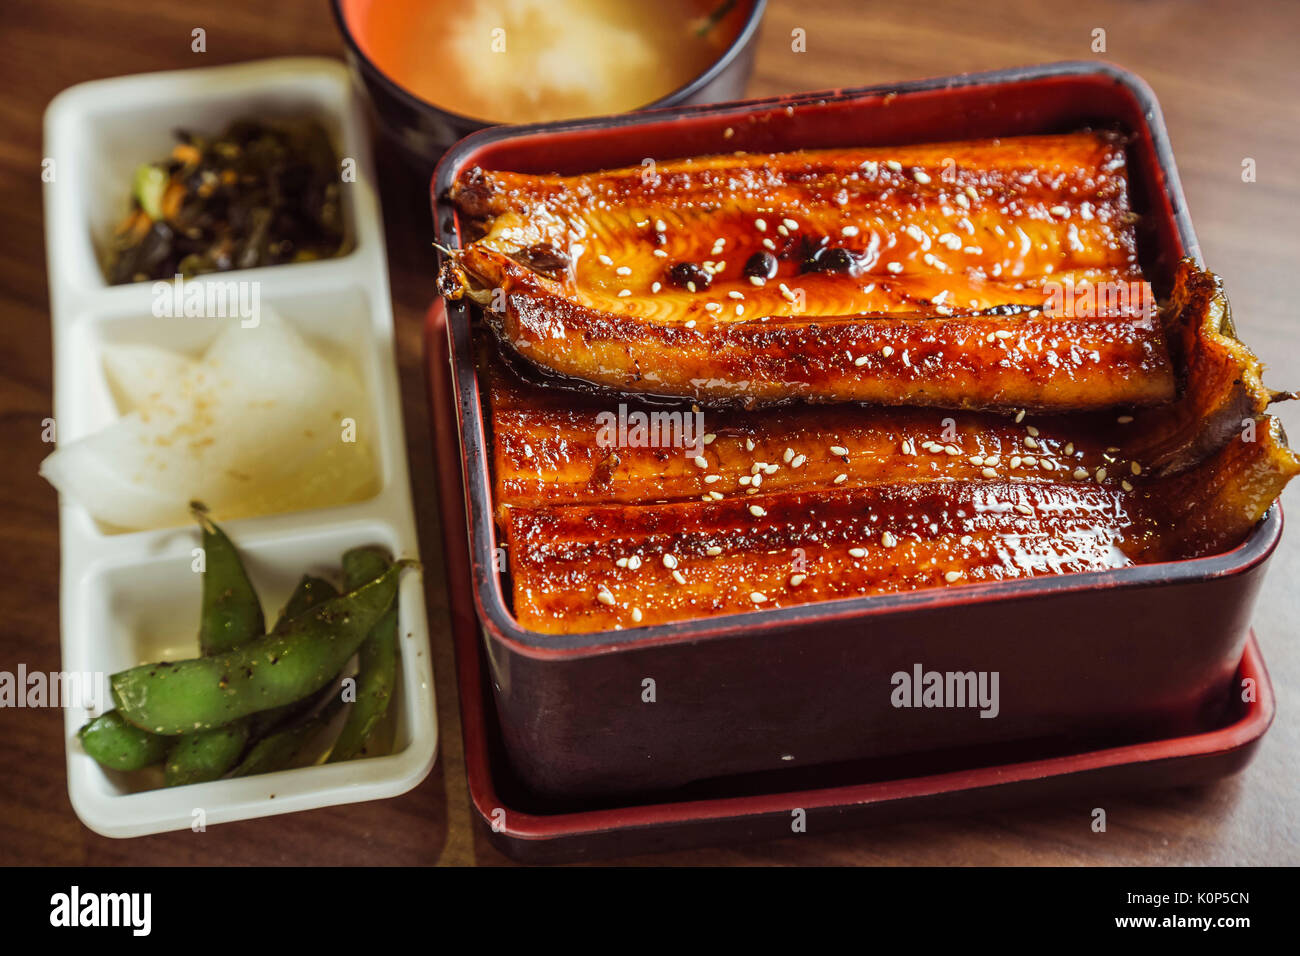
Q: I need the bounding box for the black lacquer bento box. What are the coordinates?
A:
[429,62,1282,803]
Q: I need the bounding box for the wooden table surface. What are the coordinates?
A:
[2,0,1297,866]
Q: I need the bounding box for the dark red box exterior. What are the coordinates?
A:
[430,63,1284,799]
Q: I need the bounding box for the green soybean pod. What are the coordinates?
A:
[78,711,169,771]
[230,700,344,778]
[245,576,343,738]
[111,561,413,735]
[274,575,339,632]
[192,503,265,656]
[163,721,250,787]
[328,547,399,763]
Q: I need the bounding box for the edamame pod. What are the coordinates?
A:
[230,700,343,778]
[274,575,338,631]
[111,561,413,735]
[77,711,169,771]
[192,503,265,656]
[163,721,250,787]
[328,547,398,763]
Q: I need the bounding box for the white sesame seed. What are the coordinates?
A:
[1015,503,1034,516]
[748,275,765,286]
[762,238,777,251]
[618,289,632,297]
[653,249,668,258]
[651,281,662,293]
[1064,443,1075,455]
[705,301,721,312]
[704,474,721,484]
[1040,459,1054,472]
[882,531,898,547]
[905,224,925,242]
[703,433,717,445]
[706,546,723,556]
[727,291,744,300]
[1131,461,1142,475]
[745,438,755,452]
[750,592,768,604]
[685,318,697,329]
[913,169,931,184]
[598,254,614,266]
[597,588,616,606]
[854,355,870,367]
[886,262,903,274]
[985,454,1000,466]
[628,555,642,570]
[1095,468,1107,483]
[944,570,963,583]
[708,491,724,500]
[616,265,632,276]
[902,350,912,367]
[791,454,806,468]
[1023,455,1037,466]
[739,475,752,486]
[830,445,849,456]
[970,455,984,466]
[631,607,643,622]
[1117,415,1134,424]
[834,473,848,484]
[749,504,766,517]
[783,447,795,463]
[849,547,867,558]
[764,463,779,475]
[945,445,961,456]
[881,345,895,357]
[735,304,744,316]
[1026,425,1039,437]
[789,574,806,586]
[783,218,799,231]
[1072,467,1088,480]
[1014,409,1026,423]
[616,557,629,568]
[886,160,903,172]
[655,219,667,232]
[981,467,997,478]
[663,554,678,569]
[692,455,707,469]
[1050,205,1069,217]
[1023,436,1038,449]
[755,218,767,232]
[842,225,860,237]
[1121,480,1133,492]
[752,473,763,487]
[672,569,687,585]
[955,193,969,209]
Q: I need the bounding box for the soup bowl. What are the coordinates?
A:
[332,0,768,167]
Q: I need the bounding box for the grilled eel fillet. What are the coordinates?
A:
[488,262,1298,634]
[442,133,1175,411]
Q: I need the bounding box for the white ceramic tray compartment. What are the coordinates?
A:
[43,58,437,838]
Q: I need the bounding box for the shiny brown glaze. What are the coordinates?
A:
[482,260,1298,634]
[447,133,1175,410]
[486,261,1288,516]
[505,423,1297,634]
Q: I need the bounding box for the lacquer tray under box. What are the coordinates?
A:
[429,62,1284,802]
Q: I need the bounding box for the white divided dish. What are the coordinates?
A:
[43,58,437,837]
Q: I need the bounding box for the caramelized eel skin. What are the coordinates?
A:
[446,134,1175,411]
[505,422,1297,634]
[486,260,1288,516]
[484,262,1298,634]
